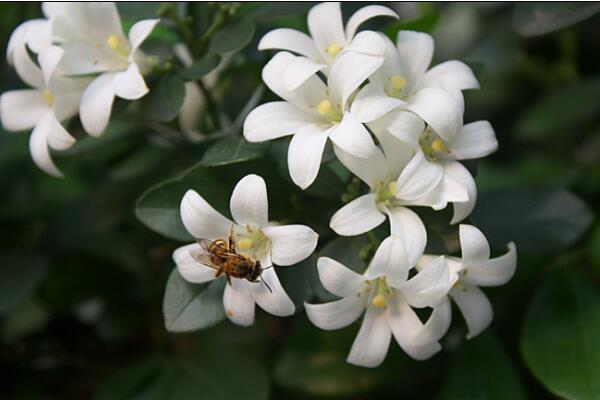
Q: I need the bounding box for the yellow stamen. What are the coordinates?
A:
[326,43,342,58]
[42,89,54,106]
[107,34,121,50]
[317,99,332,115]
[387,181,397,195]
[372,294,386,308]
[390,75,407,91]
[237,238,253,250]
[431,139,445,153]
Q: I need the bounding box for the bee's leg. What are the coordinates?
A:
[214,268,223,278]
[228,223,236,252]
[226,274,232,285]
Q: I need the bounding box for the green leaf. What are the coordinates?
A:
[140,75,186,122]
[440,332,527,400]
[249,3,312,21]
[0,254,46,315]
[209,18,255,54]
[521,269,600,399]
[179,53,221,81]
[472,188,593,252]
[513,3,600,36]
[163,268,225,333]
[135,165,229,242]
[202,136,268,167]
[94,358,162,400]
[516,78,600,139]
[588,224,600,271]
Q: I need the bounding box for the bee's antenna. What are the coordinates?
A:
[261,265,273,271]
[260,277,273,293]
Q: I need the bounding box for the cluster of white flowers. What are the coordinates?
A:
[0,2,158,176]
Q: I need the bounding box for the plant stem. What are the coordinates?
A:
[197,79,222,131]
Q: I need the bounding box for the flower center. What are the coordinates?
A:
[106,34,130,57]
[326,42,342,58]
[370,277,390,308]
[387,75,407,98]
[419,127,449,161]
[375,181,397,204]
[235,226,269,260]
[42,89,54,106]
[316,99,342,123]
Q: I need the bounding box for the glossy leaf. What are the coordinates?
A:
[514,3,600,36]
[440,332,527,400]
[140,75,186,122]
[516,79,600,139]
[473,188,593,252]
[163,268,225,333]
[209,18,255,54]
[0,254,46,315]
[521,269,600,399]
[179,53,221,81]
[202,136,268,167]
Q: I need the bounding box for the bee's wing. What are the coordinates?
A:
[190,240,219,270]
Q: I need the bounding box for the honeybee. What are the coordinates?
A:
[190,230,272,292]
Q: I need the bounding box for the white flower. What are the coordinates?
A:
[417,224,517,340]
[172,174,319,326]
[244,37,387,189]
[305,236,448,367]
[258,2,397,70]
[388,112,498,223]
[42,2,159,137]
[330,133,470,266]
[350,31,479,140]
[0,20,88,177]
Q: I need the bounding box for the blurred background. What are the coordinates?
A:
[0,2,598,399]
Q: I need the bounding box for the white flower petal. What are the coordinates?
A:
[345,5,398,40]
[258,28,321,61]
[387,293,441,360]
[395,151,444,201]
[365,236,410,286]
[128,19,159,52]
[463,242,517,287]
[65,2,124,44]
[459,224,491,263]
[262,224,318,266]
[420,60,479,92]
[444,162,477,224]
[385,206,427,267]
[387,110,425,148]
[451,283,493,339]
[347,306,392,368]
[283,56,326,91]
[28,112,63,177]
[173,243,216,283]
[253,268,295,316]
[305,295,366,330]
[450,120,498,160]
[8,21,45,88]
[180,189,232,240]
[316,257,365,298]
[80,73,116,137]
[329,193,386,236]
[45,112,76,151]
[178,82,204,138]
[328,41,384,106]
[329,112,377,158]
[230,174,268,227]
[223,283,256,326]
[112,63,149,100]
[262,52,328,113]
[243,101,314,142]
[287,123,331,189]
[400,256,453,308]
[396,30,434,82]
[350,83,406,123]
[333,145,391,188]
[345,30,387,57]
[407,87,463,141]
[38,45,64,86]
[307,2,346,63]
[413,164,470,210]
[413,297,452,345]
[0,89,48,131]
